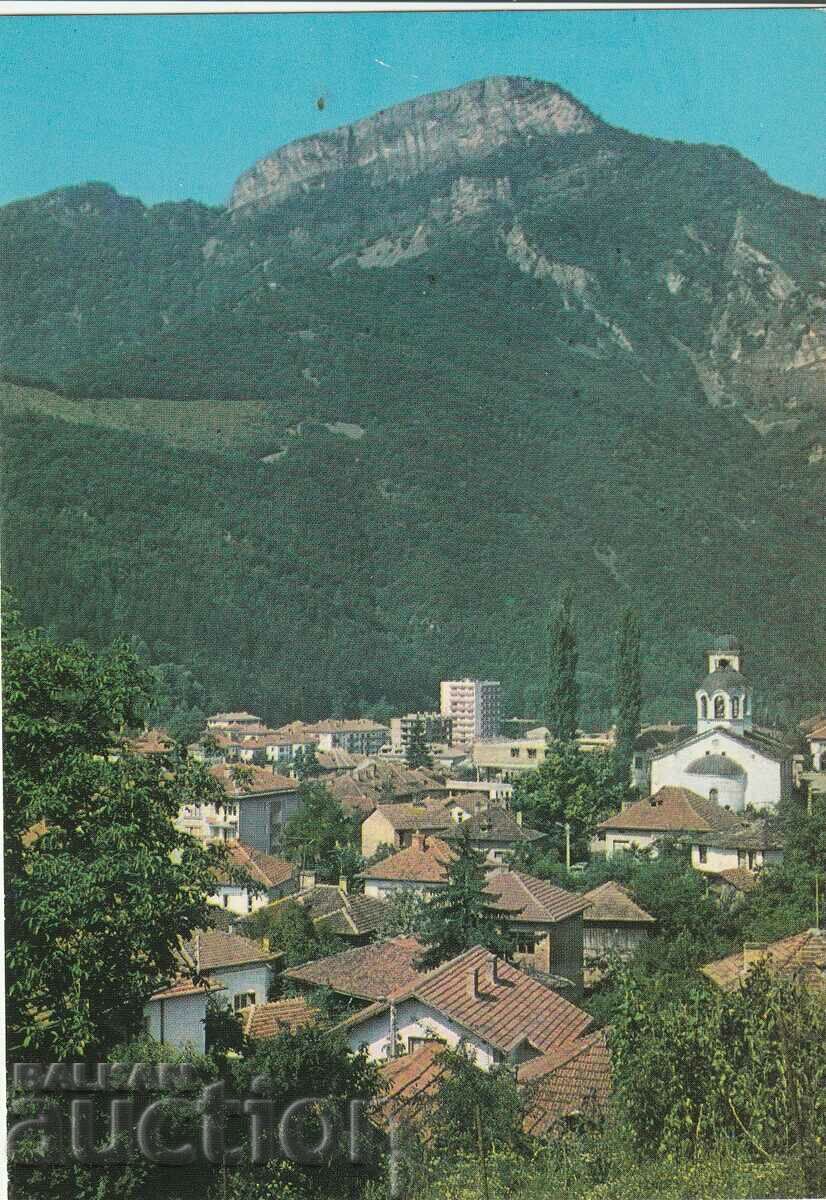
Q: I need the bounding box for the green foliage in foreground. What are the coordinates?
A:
[2,603,227,1057]
[239,897,346,967]
[384,1137,808,1200]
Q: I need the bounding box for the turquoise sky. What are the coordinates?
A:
[2,9,824,207]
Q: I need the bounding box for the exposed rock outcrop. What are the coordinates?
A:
[229,76,596,211]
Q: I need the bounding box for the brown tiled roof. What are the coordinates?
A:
[341,946,592,1056]
[316,749,363,771]
[691,819,784,851]
[596,787,741,834]
[444,810,544,845]
[701,929,826,993]
[519,1029,612,1136]
[280,884,386,936]
[239,997,318,1039]
[181,929,281,972]
[359,836,455,883]
[126,727,175,755]
[581,881,656,925]
[149,976,224,1002]
[285,936,427,1001]
[484,870,590,924]
[800,713,826,735]
[317,893,389,938]
[714,868,759,893]
[368,801,453,832]
[215,844,295,889]
[276,718,389,735]
[209,712,263,724]
[376,1042,449,1133]
[209,763,297,796]
[327,762,448,820]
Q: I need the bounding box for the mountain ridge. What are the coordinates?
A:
[1,77,824,724]
[228,75,599,211]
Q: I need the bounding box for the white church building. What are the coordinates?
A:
[648,638,793,813]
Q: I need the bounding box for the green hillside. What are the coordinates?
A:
[2,81,825,726]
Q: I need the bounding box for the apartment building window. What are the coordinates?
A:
[510,748,520,758]
[516,935,536,955]
[698,846,708,864]
[527,749,537,760]
[233,992,256,1012]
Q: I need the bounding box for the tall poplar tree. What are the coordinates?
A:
[545,588,579,743]
[613,606,642,786]
[405,717,433,769]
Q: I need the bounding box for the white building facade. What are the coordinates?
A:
[648,638,792,812]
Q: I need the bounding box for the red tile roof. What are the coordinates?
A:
[276,719,389,735]
[286,936,427,1000]
[519,1029,612,1136]
[180,929,281,973]
[484,869,589,924]
[239,997,318,1039]
[701,929,826,993]
[596,787,741,834]
[714,867,759,893]
[149,976,224,1002]
[340,946,592,1056]
[376,1042,449,1133]
[581,881,656,925]
[368,801,454,832]
[209,763,297,796]
[217,844,295,889]
[360,836,456,883]
[444,809,544,845]
[126,727,175,755]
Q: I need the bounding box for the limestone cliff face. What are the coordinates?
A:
[228,76,596,211]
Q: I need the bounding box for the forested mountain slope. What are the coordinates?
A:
[2,76,825,725]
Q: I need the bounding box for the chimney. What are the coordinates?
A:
[338,875,348,894]
[743,942,767,970]
[515,810,523,827]
[411,831,426,852]
[487,954,500,987]
[260,936,270,952]
[467,966,482,1001]
[299,870,317,892]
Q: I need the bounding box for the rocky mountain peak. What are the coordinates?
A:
[228,75,597,212]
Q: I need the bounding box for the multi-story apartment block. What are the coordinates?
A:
[389,711,454,751]
[440,679,501,746]
[275,719,389,756]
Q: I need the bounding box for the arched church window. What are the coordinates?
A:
[714,695,725,719]
[731,697,740,718]
[700,696,708,719]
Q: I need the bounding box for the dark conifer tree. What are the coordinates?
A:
[613,606,642,786]
[405,717,433,769]
[417,826,512,970]
[545,589,579,744]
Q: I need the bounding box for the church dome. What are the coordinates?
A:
[687,754,746,779]
[699,666,748,693]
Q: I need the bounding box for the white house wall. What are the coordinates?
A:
[144,993,208,1053]
[203,963,273,1008]
[343,998,496,1068]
